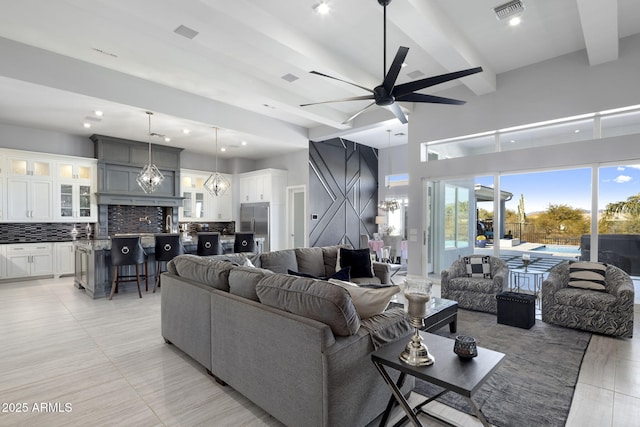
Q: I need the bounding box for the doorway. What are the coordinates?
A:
[287,185,307,248]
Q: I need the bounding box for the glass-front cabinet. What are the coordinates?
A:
[55,160,96,221]
[179,169,234,221]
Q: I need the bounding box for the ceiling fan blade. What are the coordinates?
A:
[342,102,377,124]
[393,66,483,97]
[382,46,409,93]
[396,92,466,105]
[385,102,408,124]
[300,95,374,107]
[309,71,373,93]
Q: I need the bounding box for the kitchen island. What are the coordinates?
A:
[74,234,263,299]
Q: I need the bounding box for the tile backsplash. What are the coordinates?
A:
[0,223,90,243]
[107,205,164,235]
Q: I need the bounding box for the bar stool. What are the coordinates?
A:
[197,232,222,256]
[153,234,184,293]
[234,232,256,253]
[109,237,148,300]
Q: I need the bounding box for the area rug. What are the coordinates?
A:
[413,309,592,427]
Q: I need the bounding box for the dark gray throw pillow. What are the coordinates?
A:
[287,266,351,282]
[338,248,374,279]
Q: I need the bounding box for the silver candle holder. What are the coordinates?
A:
[400,277,435,366]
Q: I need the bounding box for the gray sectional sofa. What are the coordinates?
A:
[160,245,414,427]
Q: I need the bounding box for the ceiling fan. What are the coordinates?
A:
[300,0,483,124]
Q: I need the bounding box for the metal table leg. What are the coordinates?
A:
[373,361,423,427]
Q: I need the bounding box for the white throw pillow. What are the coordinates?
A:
[328,279,400,319]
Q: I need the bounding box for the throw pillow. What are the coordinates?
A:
[256,274,360,337]
[287,266,351,282]
[336,248,374,279]
[259,249,298,274]
[328,279,400,319]
[568,261,607,291]
[464,256,492,278]
[228,266,273,301]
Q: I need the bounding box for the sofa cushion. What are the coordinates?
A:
[229,266,274,301]
[337,248,374,279]
[464,256,492,278]
[168,254,235,291]
[569,261,607,291]
[256,274,360,337]
[321,245,351,277]
[554,287,618,311]
[328,279,400,319]
[294,247,326,277]
[260,249,298,274]
[287,266,351,282]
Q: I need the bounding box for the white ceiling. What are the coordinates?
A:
[0,0,638,159]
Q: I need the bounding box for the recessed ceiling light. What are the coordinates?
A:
[83,123,91,129]
[220,147,227,152]
[313,2,330,15]
[94,110,103,116]
[241,141,247,146]
[164,137,171,142]
[574,129,580,133]
[183,129,190,134]
[509,16,521,26]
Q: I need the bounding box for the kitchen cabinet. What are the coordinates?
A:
[56,160,97,221]
[5,243,53,279]
[238,169,287,204]
[7,156,52,178]
[179,169,233,221]
[55,242,75,277]
[0,245,6,279]
[7,178,53,221]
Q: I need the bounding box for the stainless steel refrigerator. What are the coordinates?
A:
[239,202,270,252]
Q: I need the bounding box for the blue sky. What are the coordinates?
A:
[475,164,640,214]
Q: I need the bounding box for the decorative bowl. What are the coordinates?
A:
[453,335,478,359]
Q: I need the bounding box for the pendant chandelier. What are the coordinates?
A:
[378,129,400,212]
[204,127,230,197]
[136,111,164,193]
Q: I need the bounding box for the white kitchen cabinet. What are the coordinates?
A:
[5,243,53,279]
[7,156,52,178]
[5,153,54,221]
[0,245,6,279]
[55,160,97,221]
[238,169,286,204]
[179,169,233,221]
[54,242,75,277]
[7,178,53,221]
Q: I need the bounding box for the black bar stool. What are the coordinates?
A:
[109,237,148,300]
[197,232,222,256]
[234,232,256,253]
[153,234,184,293]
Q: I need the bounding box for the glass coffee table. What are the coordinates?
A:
[391,297,458,333]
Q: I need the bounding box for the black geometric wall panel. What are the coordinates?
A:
[309,138,378,248]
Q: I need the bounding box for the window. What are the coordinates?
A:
[444,185,469,248]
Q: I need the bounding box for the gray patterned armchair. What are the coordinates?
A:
[441,255,509,314]
[542,262,634,338]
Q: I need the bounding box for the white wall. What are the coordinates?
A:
[407,33,640,276]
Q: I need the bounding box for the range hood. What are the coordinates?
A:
[91,134,184,208]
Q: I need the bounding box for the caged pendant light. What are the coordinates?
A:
[378,129,400,212]
[204,127,230,197]
[136,111,164,193]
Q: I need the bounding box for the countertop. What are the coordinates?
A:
[73,234,263,251]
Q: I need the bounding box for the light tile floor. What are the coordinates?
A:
[0,276,638,427]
